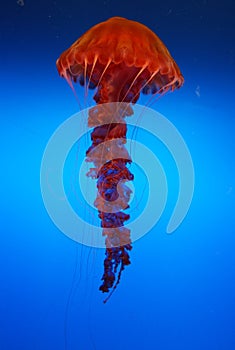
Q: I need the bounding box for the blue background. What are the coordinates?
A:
[1,1,235,349]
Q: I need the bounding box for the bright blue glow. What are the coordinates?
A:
[1,2,235,350]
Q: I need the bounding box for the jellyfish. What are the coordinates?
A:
[56,17,184,302]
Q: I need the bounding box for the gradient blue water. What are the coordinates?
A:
[1,1,235,349]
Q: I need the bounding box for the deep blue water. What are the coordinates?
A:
[1,1,235,350]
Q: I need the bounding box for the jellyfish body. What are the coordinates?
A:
[56,17,184,301]
[57,17,183,103]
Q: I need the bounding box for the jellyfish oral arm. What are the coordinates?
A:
[86,106,134,300]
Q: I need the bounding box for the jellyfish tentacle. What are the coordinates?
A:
[96,58,112,89]
[83,58,88,101]
[87,54,98,92]
[121,63,149,104]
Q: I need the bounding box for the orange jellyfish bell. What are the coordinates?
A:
[56,17,184,302]
[56,16,184,103]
